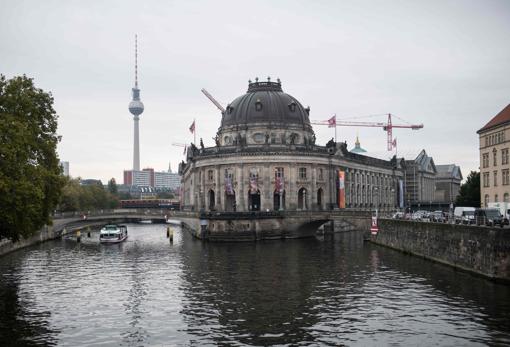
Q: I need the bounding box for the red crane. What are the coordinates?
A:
[311,113,423,151]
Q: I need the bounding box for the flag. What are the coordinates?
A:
[183,144,187,155]
[189,120,195,134]
[327,115,336,128]
[392,138,397,148]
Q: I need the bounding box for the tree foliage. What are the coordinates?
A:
[107,177,118,195]
[455,171,480,207]
[0,75,64,241]
[59,178,118,211]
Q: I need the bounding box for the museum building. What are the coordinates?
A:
[179,78,405,213]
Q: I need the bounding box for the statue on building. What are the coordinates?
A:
[213,135,220,147]
[200,138,204,150]
[265,132,270,144]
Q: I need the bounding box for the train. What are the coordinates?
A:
[120,199,180,210]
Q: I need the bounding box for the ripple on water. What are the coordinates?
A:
[0,227,509,346]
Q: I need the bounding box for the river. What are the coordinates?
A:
[0,224,509,346]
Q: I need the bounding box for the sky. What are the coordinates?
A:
[1,0,509,184]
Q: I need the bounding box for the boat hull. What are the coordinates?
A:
[100,235,128,244]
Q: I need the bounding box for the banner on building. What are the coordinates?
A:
[225,176,234,195]
[250,176,258,194]
[275,176,284,193]
[338,170,345,208]
[398,179,404,209]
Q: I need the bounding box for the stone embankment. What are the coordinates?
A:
[370,219,510,282]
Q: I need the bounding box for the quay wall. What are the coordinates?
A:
[371,219,510,282]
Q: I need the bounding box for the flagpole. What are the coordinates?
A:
[194,118,196,145]
[334,114,337,143]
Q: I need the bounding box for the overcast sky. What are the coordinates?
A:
[2,0,509,183]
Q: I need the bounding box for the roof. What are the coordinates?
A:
[436,164,463,180]
[220,78,313,130]
[405,149,436,174]
[478,104,510,134]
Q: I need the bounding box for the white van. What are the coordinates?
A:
[454,207,475,224]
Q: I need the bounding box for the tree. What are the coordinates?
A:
[108,177,118,195]
[0,75,64,241]
[455,171,480,207]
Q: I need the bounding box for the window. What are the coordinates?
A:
[485,136,489,147]
[318,168,324,180]
[495,194,499,202]
[299,167,307,180]
[482,153,489,168]
[255,99,263,111]
[253,133,264,143]
[504,169,510,186]
[208,170,214,181]
[503,148,509,165]
[484,194,490,207]
[224,168,234,179]
[505,193,509,203]
[493,149,497,166]
[494,171,498,186]
[483,172,490,187]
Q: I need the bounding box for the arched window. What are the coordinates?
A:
[495,194,499,203]
[504,193,509,203]
[317,188,324,210]
[484,194,490,207]
[208,190,215,210]
[298,187,307,210]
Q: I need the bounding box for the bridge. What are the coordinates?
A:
[51,209,372,241]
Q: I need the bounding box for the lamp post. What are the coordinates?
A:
[374,187,379,218]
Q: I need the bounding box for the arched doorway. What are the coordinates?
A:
[317,188,323,210]
[208,189,215,211]
[225,191,236,211]
[248,190,261,211]
[273,190,286,210]
[298,187,307,210]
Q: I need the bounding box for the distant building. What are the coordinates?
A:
[60,161,69,176]
[403,150,462,209]
[477,104,510,207]
[80,178,103,186]
[124,168,181,190]
[435,165,462,205]
[350,135,367,154]
[404,150,437,207]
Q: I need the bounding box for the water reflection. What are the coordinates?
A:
[0,226,509,346]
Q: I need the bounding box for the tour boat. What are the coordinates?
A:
[99,224,128,243]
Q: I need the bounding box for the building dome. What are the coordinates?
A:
[129,100,144,116]
[220,78,312,131]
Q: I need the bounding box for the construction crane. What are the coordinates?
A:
[201,88,225,113]
[311,113,423,151]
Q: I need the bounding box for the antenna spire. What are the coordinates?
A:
[134,34,138,88]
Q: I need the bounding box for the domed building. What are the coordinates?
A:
[179,78,404,238]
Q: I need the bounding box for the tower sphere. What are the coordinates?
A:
[129,99,144,116]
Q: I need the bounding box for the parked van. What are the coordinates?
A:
[454,207,475,224]
[474,208,507,227]
[487,202,510,220]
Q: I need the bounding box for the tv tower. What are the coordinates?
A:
[128,34,144,171]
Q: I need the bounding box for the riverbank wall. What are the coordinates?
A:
[370,219,510,282]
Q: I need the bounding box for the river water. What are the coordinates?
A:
[0,224,509,346]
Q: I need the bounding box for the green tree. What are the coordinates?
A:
[0,75,64,241]
[455,171,480,207]
[108,177,118,195]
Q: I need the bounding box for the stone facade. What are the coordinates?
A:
[478,104,510,207]
[180,79,404,214]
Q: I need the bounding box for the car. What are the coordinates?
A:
[392,212,405,219]
[474,208,508,227]
[430,210,445,223]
